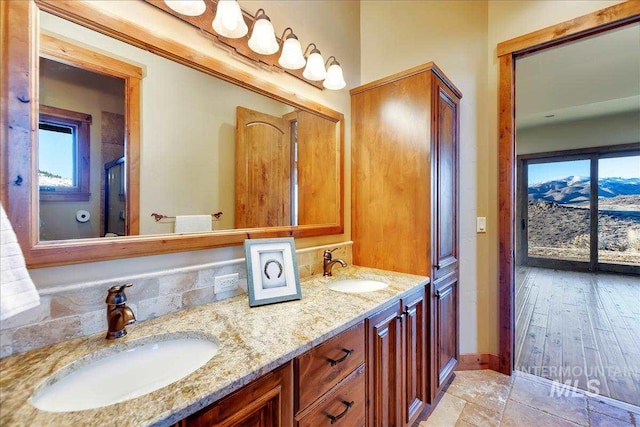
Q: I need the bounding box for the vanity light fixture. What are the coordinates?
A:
[278,28,306,70]
[323,56,346,90]
[302,43,326,81]
[163,0,207,16]
[149,0,347,89]
[247,9,279,55]
[212,0,248,39]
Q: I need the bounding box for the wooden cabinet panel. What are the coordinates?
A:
[184,362,293,427]
[434,274,459,389]
[366,302,401,427]
[296,364,366,427]
[351,72,432,276]
[295,322,365,412]
[431,81,459,282]
[401,287,428,425]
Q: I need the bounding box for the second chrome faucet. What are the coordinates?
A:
[323,248,347,276]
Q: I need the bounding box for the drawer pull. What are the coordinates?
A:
[327,400,354,424]
[327,348,353,366]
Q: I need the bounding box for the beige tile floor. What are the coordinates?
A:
[418,370,640,427]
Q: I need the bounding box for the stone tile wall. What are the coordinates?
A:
[0,243,352,358]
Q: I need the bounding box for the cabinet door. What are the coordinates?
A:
[400,287,427,426]
[184,362,293,427]
[366,302,401,427]
[431,80,459,282]
[433,274,459,391]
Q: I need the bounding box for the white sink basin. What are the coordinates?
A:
[327,279,389,293]
[30,334,218,412]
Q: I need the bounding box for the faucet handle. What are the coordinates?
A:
[324,248,338,260]
[106,283,132,305]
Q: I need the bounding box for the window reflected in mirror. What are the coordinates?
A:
[39,56,125,241]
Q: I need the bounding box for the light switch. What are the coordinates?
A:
[477,217,487,233]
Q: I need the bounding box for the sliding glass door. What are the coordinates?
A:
[526,159,591,263]
[518,146,640,274]
[597,154,640,270]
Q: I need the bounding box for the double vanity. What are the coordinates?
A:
[0,266,430,426]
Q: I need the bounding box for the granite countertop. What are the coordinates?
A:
[0,265,429,426]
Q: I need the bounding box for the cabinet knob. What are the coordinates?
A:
[327,400,354,424]
[434,264,441,270]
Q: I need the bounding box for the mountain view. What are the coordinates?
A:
[528,176,640,204]
[527,176,640,265]
[38,170,73,188]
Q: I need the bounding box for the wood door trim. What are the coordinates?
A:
[496,1,640,56]
[496,4,640,375]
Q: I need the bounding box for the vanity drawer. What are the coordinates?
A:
[295,322,364,412]
[296,364,365,427]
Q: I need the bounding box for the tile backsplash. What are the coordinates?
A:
[0,243,352,358]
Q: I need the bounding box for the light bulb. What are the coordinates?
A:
[248,11,279,55]
[164,0,207,16]
[278,35,306,70]
[212,0,248,38]
[323,62,346,90]
[303,48,326,81]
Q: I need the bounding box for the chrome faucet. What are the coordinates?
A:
[105,284,136,340]
[323,248,347,276]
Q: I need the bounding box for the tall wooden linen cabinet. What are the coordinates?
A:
[351,63,461,423]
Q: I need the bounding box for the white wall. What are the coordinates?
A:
[517,111,640,155]
[29,0,360,290]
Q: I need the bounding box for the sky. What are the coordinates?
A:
[38,128,74,181]
[528,155,640,184]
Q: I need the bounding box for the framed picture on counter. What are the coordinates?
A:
[244,237,301,307]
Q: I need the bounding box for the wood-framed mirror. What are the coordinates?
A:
[1,0,344,268]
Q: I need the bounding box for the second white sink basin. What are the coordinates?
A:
[30,333,218,413]
[327,279,389,293]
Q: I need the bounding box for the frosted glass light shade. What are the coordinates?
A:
[278,36,306,70]
[212,0,248,38]
[323,63,346,90]
[164,0,207,16]
[303,51,326,81]
[248,17,279,55]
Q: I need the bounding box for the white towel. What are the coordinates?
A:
[0,204,40,321]
[174,215,212,233]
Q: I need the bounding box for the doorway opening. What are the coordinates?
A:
[497,4,640,408]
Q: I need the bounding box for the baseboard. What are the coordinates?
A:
[456,353,500,371]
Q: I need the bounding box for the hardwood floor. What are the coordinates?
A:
[515,266,640,406]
